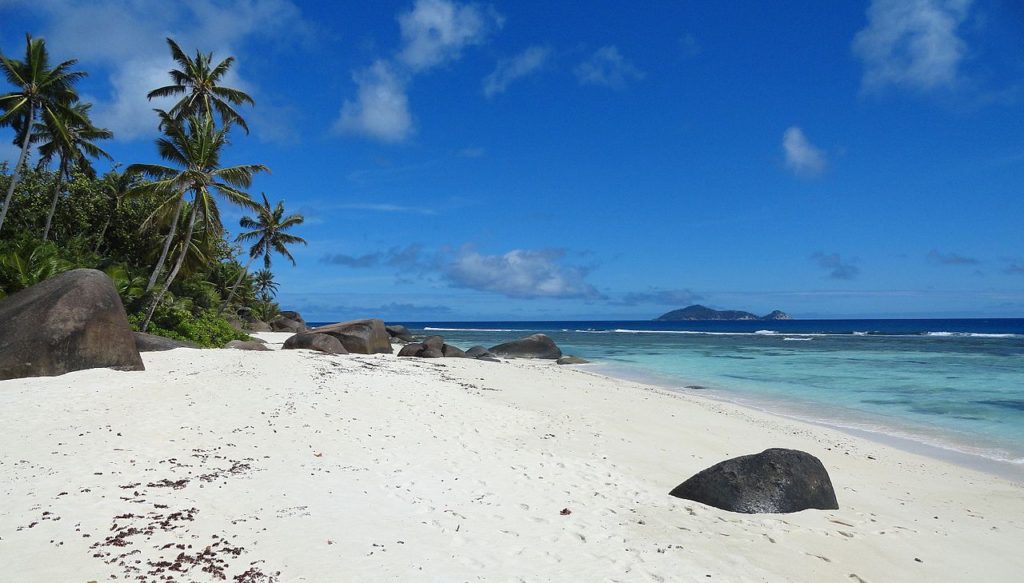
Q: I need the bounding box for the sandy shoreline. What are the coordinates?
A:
[2,333,1022,581]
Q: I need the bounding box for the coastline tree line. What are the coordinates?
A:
[0,35,305,346]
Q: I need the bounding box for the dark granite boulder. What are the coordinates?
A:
[247,321,272,332]
[224,340,271,351]
[312,319,393,354]
[557,355,589,365]
[422,335,444,350]
[134,332,200,352]
[270,315,306,333]
[398,343,425,357]
[279,311,306,326]
[669,448,839,514]
[283,333,347,354]
[442,344,467,358]
[0,269,145,380]
[489,334,562,359]
[420,347,444,358]
[465,346,498,359]
[385,324,414,342]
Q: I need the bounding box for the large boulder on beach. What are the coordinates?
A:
[398,342,425,357]
[442,344,467,358]
[283,332,347,355]
[0,269,145,380]
[225,340,271,351]
[312,318,393,354]
[280,311,306,326]
[465,346,497,359]
[557,355,589,365]
[270,315,306,333]
[489,334,562,359]
[669,448,839,514]
[134,332,199,352]
[385,324,414,342]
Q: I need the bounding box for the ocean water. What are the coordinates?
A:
[389,319,1024,479]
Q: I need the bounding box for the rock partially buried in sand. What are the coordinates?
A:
[398,342,425,357]
[312,318,393,354]
[442,344,467,358]
[224,340,271,351]
[669,448,839,514]
[557,355,589,365]
[270,315,306,333]
[489,334,562,359]
[0,269,145,380]
[134,332,200,352]
[283,333,348,355]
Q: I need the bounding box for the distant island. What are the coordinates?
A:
[655,305,792,321]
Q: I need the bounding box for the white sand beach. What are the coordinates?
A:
[1,333,1022,582]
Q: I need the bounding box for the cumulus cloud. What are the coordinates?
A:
[482,45,550,97]
[397,0,502,71]
[928,249,979,265]
[338,0,501,143]
[574,46,644,88]
[321,245,429,272]
[783,127,827,177]
[614,289,702,307]
[17,0,310,142]
[812,252,860,280]
[852,0,972,92]
[445,248,600,299]
[336,60,414,142]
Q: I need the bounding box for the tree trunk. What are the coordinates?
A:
[0,102,36,235]
[145,196,185,292]
[221,254,257,313]
[94,215,112,252]
[41,157,66,242]
[141,200,198,332]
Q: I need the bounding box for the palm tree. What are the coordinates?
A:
[147,38,254,133]
[253,268,278,301]
[33,101,112,241]
[0,34,87,234]
[94,165,134,252]
[126,112,267,331]
[223,192,305,309]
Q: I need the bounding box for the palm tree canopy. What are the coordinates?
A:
[147,38,254,133]
[253,268,278,298]
[125,112,268,235]
[236,192,306,269]
[0,34,86,144]
[33,102,113,178]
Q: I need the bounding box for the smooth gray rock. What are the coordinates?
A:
[398,343,425,357]
[312,318,393,354]
[385,324,414,342]
[270,315,306,333]
[557,355,589,365]
[422,335,444,350]
[224,340,271,351]
[0,269,145,380]
[442,344,467,358]
[465,346,490,358]
[489,334,562,359]
[279,311,306,326]
[420,347,443,358]
[134,332,199,352]
[283,333,347,354]
[247,321,272,332]
[669,448,839,514]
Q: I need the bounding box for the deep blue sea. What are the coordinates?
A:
[359,319,1024,479]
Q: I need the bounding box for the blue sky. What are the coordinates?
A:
[2,0,1023,320]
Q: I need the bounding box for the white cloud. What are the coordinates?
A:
[396,0,502,71]
[339,202,435,215]
[852,0,972,92]
[336,60,414,143]
[783,126,827,177]
[18,0,310,142]
[446,248,600,299]
[574,45,644,88]
[482,45,550,97]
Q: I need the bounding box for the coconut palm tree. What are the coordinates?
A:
[147,38,254,133]
[222,192,305,309]
[0,34,87,234]
[253,268,278,300]
[94,165,134,252]
[33,101,112,241]
[126,112,267,331]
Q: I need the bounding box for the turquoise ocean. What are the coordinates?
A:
[382,319,1024,480]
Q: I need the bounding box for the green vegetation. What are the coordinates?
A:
[0,36,305,348]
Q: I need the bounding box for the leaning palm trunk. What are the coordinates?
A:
[221,254,257,313]
[145,196,185,292]
[141,200,198,332]
[0,102,35,235]
[41,156,67,241]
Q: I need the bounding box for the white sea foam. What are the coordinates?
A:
[783,337,813,341]
[925,332,1019,338]
[423,327,528,333]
